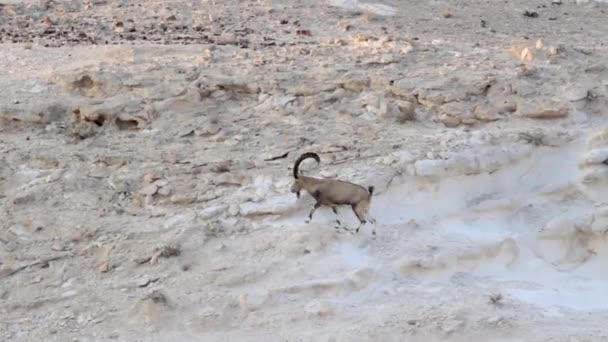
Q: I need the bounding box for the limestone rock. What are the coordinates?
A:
[199,205,228,220]
[473,103,501,122]
[437,102,475,127]
[61,70,124,98]
[0,102,68,123]
[239,194,295,217]
[139,184,159,196]
[516,100,569,119]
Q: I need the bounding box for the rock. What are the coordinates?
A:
[157,186,172,197]
[473,104,501,121]
[143,172,162,184]
[238,291,269,312]
[71,95,147,132]
[163,212,196,229]
[580,148,608,166]
[51,242,66,251]
[228,205,240,216]
[132,289,170,324]
[61,70,123,98]
[511,46,534,62]
[239,194,295,217]
[212,174,249,186]
[437,102,475,126]
[216,33,238,45]
[98,262,111,273]
[586,128,608,149]
[414,153,479,177]
[139,184,158,196]
[170,194,196,205]
[383,100,416,123]
[46,169,64,183]
[154,179,169,187]
[0,102,68,123]
[199,205,228,220]
[142,83,186,101]
[487,316,503,325]
[516,101,569,119]
[339,76,370,92]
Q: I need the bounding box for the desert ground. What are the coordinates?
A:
[1,0,608,341]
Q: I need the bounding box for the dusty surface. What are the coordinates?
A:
[1,0,608,341]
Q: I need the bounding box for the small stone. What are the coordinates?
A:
[395,100,416,122]
[143,172,162,184]
[216,33,237,45]
[535,39,544,49]
[238,291,269,312]
[520,47,534,62]
[45,170,64,183]
[195,122,221,137]
[51,243,66,251]
[157,186,172,196]
[139,184,158,196]
[487,316,503,324]
[98,262,111,273]
[153,179,169,187]
[473,104,500,121]
[339,22,351,31]
[133,256,151,265]
[170,194,196,205]
[547,46,558,55]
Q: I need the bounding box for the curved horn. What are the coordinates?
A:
[293,152,320,179]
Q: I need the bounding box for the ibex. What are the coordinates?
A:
[290,152,377,236]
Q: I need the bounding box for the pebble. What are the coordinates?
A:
[143,172,162,184]
[98,262,111,273]
[157,185,172,196]
[139,183,159,196]
[51,242,66,251]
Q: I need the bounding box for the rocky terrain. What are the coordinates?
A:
[1,0,608,341]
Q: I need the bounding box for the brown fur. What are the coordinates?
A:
[290,152,377,236]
